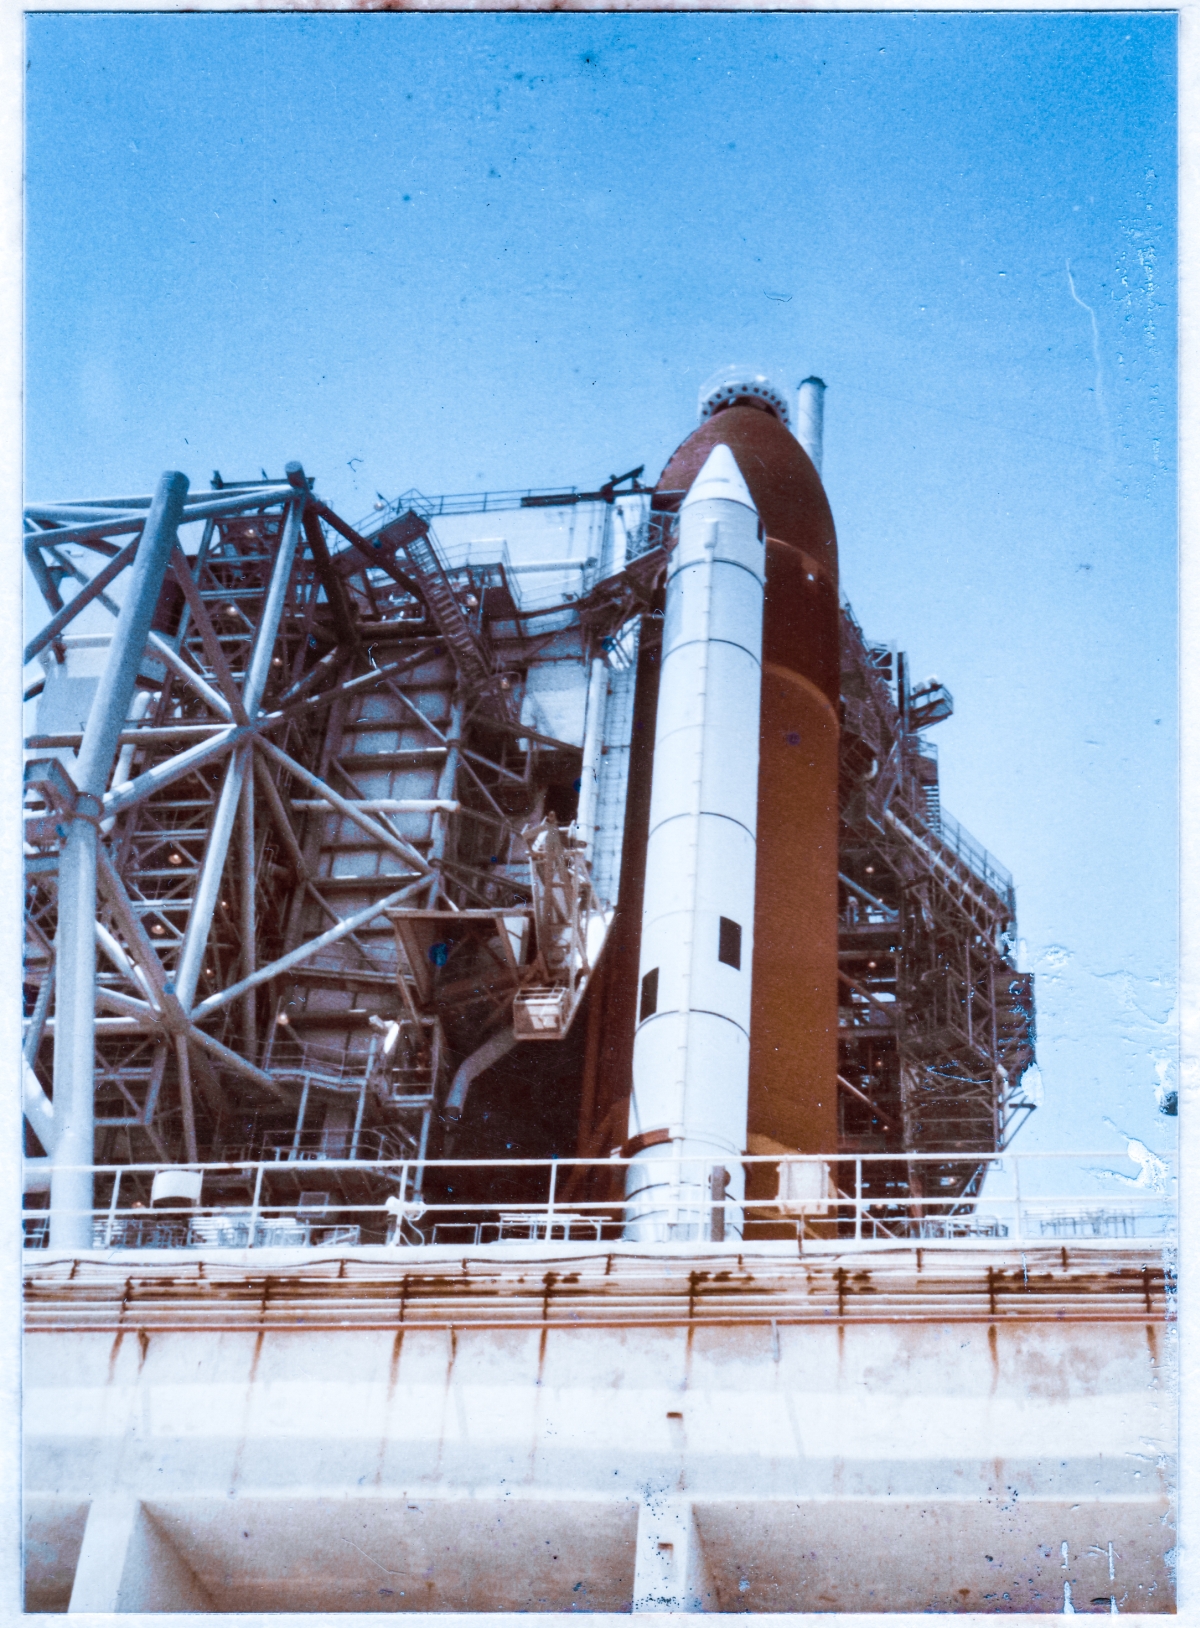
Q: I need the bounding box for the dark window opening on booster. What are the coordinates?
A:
[718,917,742,970]
[639,968,659,1022]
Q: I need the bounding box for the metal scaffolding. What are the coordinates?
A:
[23,465,657,1246]
[835,602,1037,1218]
[23,461,1033,1247]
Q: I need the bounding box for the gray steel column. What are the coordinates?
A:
[50,470,189,1247]
[238,771,258,1060]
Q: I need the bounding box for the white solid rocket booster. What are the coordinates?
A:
[625,443,765,1240]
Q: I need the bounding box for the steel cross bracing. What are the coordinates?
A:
[23,466,626,1245]
[834,603,1037,1223]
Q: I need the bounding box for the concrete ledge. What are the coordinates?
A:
[24,1242,1175,1332]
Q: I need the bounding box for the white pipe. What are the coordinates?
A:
[625,443,765,1242]
[795,377,826,475]
[575,657,608,860]
[24,1061,55,1155]
[445,1026,517,1122]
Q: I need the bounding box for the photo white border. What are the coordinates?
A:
[1,4,1189,1623]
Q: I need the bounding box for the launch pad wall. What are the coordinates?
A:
[24,1236,1175,1613]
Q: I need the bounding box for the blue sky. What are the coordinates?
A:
[25,12,1177,1159]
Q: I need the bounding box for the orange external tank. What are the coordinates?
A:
[653,395,840,1160]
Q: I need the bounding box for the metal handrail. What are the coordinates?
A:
[22,1150,1175,1251]
[938,809,1016,909]
[358,486,625,531]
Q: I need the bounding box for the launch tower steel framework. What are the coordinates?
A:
[23,462,1035,1245]
[835,605,1037,1215]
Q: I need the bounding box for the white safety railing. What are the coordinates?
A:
[21,1150,1175,1252]
[359,487,588,529]
[937,809,1016,913]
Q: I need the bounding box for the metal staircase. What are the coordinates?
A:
[378,509,509,713]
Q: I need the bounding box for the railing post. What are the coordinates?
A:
[351,1042,373,1161]
[104,1168,121,1249]
[248,1162,264,1247]
[414,1109,432,1203]
[396,1161,410,1242]
[291,1078,310,1158]
[546,1158,558,1237]
[854,1158,862,1243]
[1012,1154,1023,1244]
[709,1163,727,1242]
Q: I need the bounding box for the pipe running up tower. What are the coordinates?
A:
[625,445,765,1240]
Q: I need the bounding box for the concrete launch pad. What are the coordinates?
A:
[25,1239,1174,1613]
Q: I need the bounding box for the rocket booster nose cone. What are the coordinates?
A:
[680,443,758,514]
